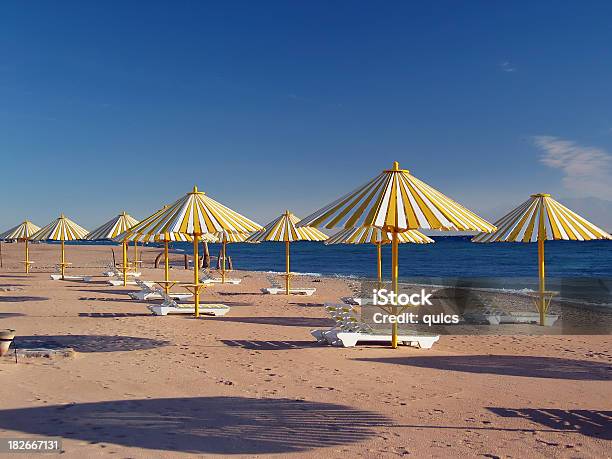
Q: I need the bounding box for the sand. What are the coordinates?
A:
[0,242,610,458]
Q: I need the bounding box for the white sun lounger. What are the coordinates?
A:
[464,308,559,326]
[311,304,440,349]
[102,266,142,278]
[261,287,316,296]
[107,278,152,286]
[147,303,230,316]
[50,274,92,282]
[200,271,241,285]
[129,279,192,301]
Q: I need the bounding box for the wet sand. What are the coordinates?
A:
[0,242,610,458]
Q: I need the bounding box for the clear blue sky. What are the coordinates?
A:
[1,1,611,229]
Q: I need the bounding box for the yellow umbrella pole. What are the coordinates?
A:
[25,239,30,274]
[391,232,399,349]
[221,240,226,283]
[60,240,66,280]
[193,234,200,318]
[285,240,291,295]
[164,240,170,293]
[133,241,138,270]
[538,238,545,326]
[377,242,382,289]
[122,241,128,286]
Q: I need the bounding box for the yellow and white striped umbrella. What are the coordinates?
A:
[298,161,494,348]
[86,212,139,241]
[298,161,495,233]
[247,211,328,243]
[127,187,261,316]
[0,220,41,274]
[0,221,41,241]
[473,194,610,326]
[325,227,434,245]
[247,211,327,295]
[31,214,89,241]
[472,194,611,243]
[133,186,262,237]
[31,214,88,280]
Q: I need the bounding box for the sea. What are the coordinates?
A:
[70,236,612,306]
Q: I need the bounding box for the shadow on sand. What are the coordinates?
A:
[221,339,319,350]
[353,355,612,381]
[210,316,334,328]
[0,397,393,454]
[14,335,170,353]
[0,296,49,302]
[487,407,611,440]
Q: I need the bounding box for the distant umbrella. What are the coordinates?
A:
[213,231,252,283]
[0,220,41,273]
[298,161,496,348]
[473,193,611,325]
[247,211,328,294]
[31,214,89,280]
[325,227,434,287]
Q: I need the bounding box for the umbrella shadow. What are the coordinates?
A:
[0,397,392,454]
[289,302,325,308]
[0,312,25,319]
[75,289,137,296]
[221,340,319,350]
[353,355,612,381]
[14,335,170,353]
[210,316,334,328]
[487,407,612,440]
[217,291,262,296]
[0,296,49,302]
[78,312,151,318]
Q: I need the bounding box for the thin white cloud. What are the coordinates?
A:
[533,136,612,197]
[500,61,516,72]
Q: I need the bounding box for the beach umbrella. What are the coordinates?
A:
[213,231,252,283]
[247,210,328,294]
[31,214,89,280]
[0,220,41,273]
[298,161,496,347]
[86,212,139,285]
[325,227,434,288]
[123,186,262,316]
[473,193,611,325]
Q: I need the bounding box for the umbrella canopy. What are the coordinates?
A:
[325,226,433,288]
[31,214,88,279]
[85,212,139,241]
[247,211,327,294]
[472,194,611,243]
[247,211,328,243]
[128,186,262,315]
[31,214,89,241]
[325,227,434,245]
[473,194,611,325]
[298,161,495,348]
[0,220,41,241]
[298,161,496,233]
[0,220,41,273]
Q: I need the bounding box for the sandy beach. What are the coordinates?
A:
[0,243,610,458]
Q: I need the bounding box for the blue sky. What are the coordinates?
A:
[1,1,611,229]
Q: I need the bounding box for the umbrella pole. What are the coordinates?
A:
[194,234,200,318]
[60,240,66,280]
[133,241,138,270]
[25,239,30,274]
[377,242,382,289]
[285,241,290,295]
[164,240,170,293]
[122,242,128,287]
[391,232,399,349]
[538,238,545,326]
[222,241,226,283]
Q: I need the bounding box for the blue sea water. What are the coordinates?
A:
[66,236,612,305]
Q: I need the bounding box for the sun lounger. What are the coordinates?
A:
[200,270,241,285]
[129,279,192,301]
[107,278,152,286]
[463,307,559,326]
[311,304,440,348]
[147,291,230,316]
[102,265,141,278]
[261,287,316,296]
[50,274,92,282]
